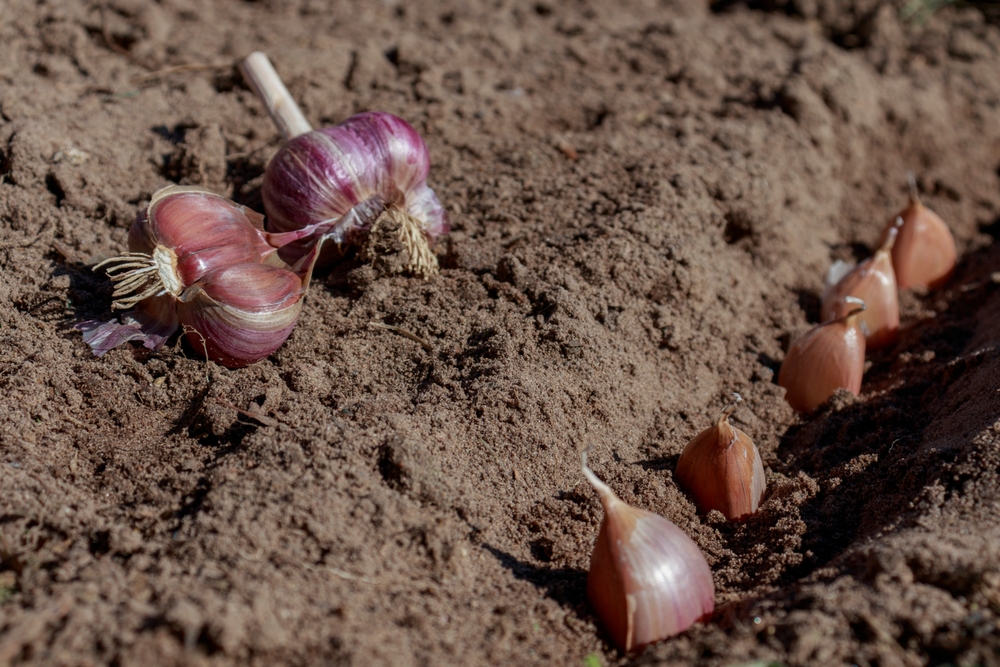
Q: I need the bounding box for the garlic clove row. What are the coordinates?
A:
[583,453,714,652]
[799,175,956,409]
[779,297,867,412]
[675,394,766,520]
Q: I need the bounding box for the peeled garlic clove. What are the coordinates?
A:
[241,53,448,278]
[675,394,766,520]
[583,454,715,652]
[824,259,854,288]
[778,298,867,412]
[821,226,900,350]
[878,176,957,290]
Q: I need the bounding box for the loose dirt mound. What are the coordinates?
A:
[2,0,1000,665]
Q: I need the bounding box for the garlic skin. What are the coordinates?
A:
[778,298,867,412]
[821,225,900,350]
[878,177,957,290]
[261,111,449,278]
[583,454,715,652]
[675,394,766,520]
[78,186,322,368]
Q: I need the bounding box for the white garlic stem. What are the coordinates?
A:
[239,51,313,141]
[907,170,920,204]
[719,392,742,420]
[581,450,617,503]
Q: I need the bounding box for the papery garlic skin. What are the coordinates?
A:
[583,457,714,652]
[79,185,322,368]
[878,182,957,291]
[778,302,866,412]
[821,228,899,350]
[261,112,449,277]
[675,396,766,520]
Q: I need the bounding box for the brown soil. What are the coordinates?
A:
[2,0,1000,665]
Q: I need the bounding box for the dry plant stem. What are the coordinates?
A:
[369,321,433,351]
[213,398,279,427]
[181,324,211,364]
[239,52,312,140]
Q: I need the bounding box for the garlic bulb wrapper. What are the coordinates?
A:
[821,226,899,350]
[261,112,449,278]
[778,300,867,412]
[675,395,766,520]
[78,185,323,368]
[583,455,714,652]
[878,178,956,290]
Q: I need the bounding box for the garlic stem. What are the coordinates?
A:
[239,51,313,141]
[907,170,920,205]
[581,450,616,503]
[841,295,866,320]
[881,217,902,252]
[718,392,742,423]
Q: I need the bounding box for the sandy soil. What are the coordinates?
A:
[2,0,1000,665]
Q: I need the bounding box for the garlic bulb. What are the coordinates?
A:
[878,174,957,291]
[78,185,322,368]
[821,223,900,350]
[583,453,715,652]
[675,394,766,520]
[241,52,448,279]
[778,297,867,412]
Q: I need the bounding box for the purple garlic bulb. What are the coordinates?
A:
[78,185,324,368]
[262,111,449,278]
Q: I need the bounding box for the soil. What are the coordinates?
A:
[2,0,1000,665]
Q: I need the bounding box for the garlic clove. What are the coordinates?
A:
[821,225,900,350]
[878,175,957,291]
[177,262,306,368]
[778,297,867,412]
[675,394,766,520]
[583,454,714,652]
[140,186,277,285]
